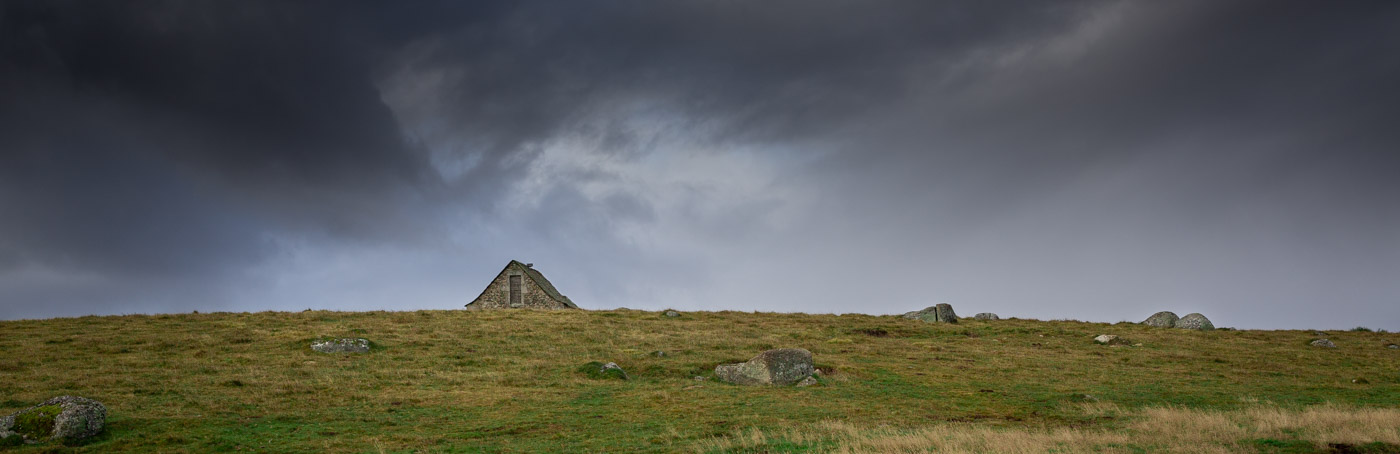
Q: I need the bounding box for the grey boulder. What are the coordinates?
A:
[1310,339,1337,348]
[903,303,959,323]
[663,310,681,317]
[311,338,370,353]
[973,313,999,321]
[714,348,814,386]
[0,396,106,442]
[1175,313,1214,330]
[1094,334,1130,345]
[1142,311,1180,328]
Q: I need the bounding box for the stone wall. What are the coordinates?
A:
[467,268,570,309]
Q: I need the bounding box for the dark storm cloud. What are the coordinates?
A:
[1,1,1396,326]
[0,1,461,277]
[393,1,1099,154]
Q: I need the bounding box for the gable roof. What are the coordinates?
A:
[515,260,577,308]
[467,260,578,308]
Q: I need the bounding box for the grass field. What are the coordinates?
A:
[1,309,1397,453]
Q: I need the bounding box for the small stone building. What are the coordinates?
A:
[465,260,579,310]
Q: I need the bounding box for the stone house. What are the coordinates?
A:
[465,260,579,310]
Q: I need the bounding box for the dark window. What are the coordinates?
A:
[509,275,522,306]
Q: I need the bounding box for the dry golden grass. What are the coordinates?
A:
[699,404,1400,453]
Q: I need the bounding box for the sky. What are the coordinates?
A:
[1,1,1397,329]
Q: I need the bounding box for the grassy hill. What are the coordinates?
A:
[1,309,1397,453]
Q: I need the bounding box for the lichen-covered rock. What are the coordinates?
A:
[902,303,958,323]
[795,376,819,387]
[600,362,629,380]
[1387,344,1398,349]
[663,310,681,317]
[0,396,106,443]
[934,304,958,322]
[714,348,814,386]
[1094,334,1129,345]
[311,338,370,354]
[974,313,999,320]
[1175,313,1214,330]
[1310,339,1337,348]
[1142,311,1180,327]
[0,414,16,442]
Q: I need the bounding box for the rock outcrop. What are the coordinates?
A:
[973,313,999,321]
[903,303,959,323]
[1142,311,1180,327]
[1094,334,1130,345]
[0,396,106,443]
[1310,339,1337,348]
[1175,313,1214,330]
[311,338,370,354]
[714,348,814,386]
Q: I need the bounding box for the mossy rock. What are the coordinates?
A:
[577,361,629,380]
[0,396,106,443]
[1310,338,1337,348]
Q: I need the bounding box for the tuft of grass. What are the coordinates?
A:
[1251,437,1317,453]
[1328,442,1400,453]
[851,327,889,337]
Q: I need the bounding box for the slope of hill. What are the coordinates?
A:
[1,309,1397,452]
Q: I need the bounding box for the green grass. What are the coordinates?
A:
[0,309,1396,452]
